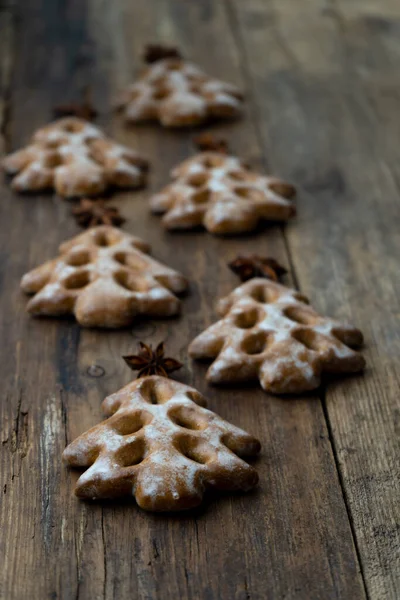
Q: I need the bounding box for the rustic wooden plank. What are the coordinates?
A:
[0,0,369,599]
[77,0,362,598]
[225,0,400,598]
[0,1,104,599]
[0,4,14,156]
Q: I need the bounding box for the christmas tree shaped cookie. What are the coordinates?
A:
[21,226,188,328]
[2,117,148,197]
[116,45,243,128]
[63,375,260,511]
[189,262,365,394]
[150,136,296,234]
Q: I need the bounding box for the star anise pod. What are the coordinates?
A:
[72,198,125,229]
[229,255,287,282]
[143,44,182,64]
[53,101,97,121]
[54,86,97,121]
[123,342,183,378]
[193,133,229,154]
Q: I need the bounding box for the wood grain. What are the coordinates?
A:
[226,0,400,597]
[0,0,396,599]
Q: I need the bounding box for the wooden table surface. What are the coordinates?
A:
[1,1,399,599]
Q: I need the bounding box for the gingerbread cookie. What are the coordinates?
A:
[189,278,365,394]
[116,46,243,128]
[150,149,295,234]
[2,117,148,198]
[21,226,187,328]
[63,376,260,511]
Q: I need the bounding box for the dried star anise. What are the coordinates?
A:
[72,198,125,229]
[143,44,182,64]
[193,133,229,154]
[53,87,97,121]
[123,342,183,378]
[53,101,97,121]
[229,255,287,282]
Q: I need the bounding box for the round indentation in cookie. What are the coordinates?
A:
[292,292,310,305]
[113,251,128,266]
[62,120,84,134]
[114,270,148,292]
[43,138,65,149]
[153,86,171,100]
[222,431,261,457]
[234,186,264,202]
[250,285,279,304]
[115,437,146,467]
[241,331,269,355]
[186,171,209,188]
[139,377,174,405]
[93,228,120,247]
[283,305,315,325]
[43,151,63,168]
[185,390,206,406]
[176,435,213,465]
[83,134,100,147]
[113,252,144,271]
[192,188,211,204]
[292,328,323,351]
[331,326,362,347]
[268,180,296,199]
[234,307,260,329]
[66,250,91,267]
[111,410,153,436]
[93,230,110,247]
[168,406,208,431]
[203,155,225,169]
[63,270,90,290]
[228,170,249,182]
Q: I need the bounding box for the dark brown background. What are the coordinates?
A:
[0,0,399,599]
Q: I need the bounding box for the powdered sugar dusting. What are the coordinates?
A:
[21,225,187,328]
[63,377,260,510]
[150,151,295,234]
[118,58,243,127]
[189,278,365,394]
[3,117,147,197]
